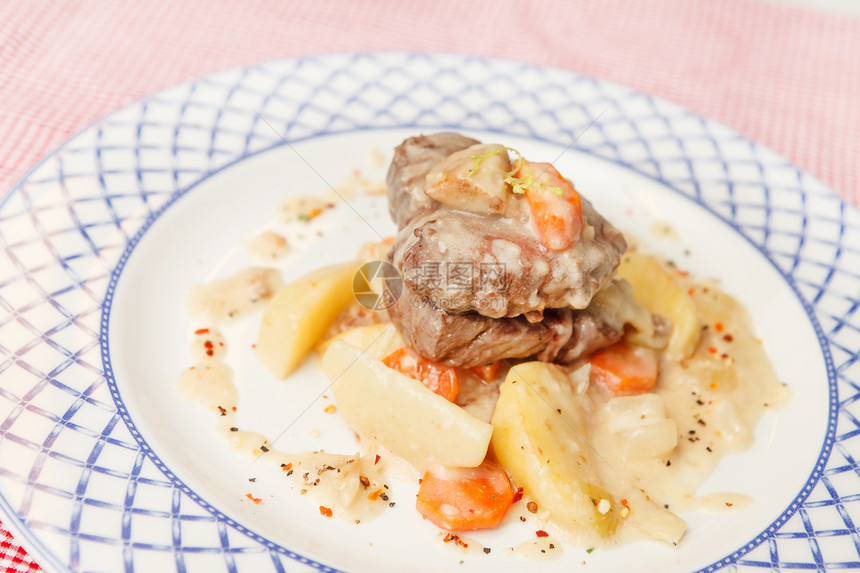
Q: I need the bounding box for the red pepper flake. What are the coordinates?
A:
[512,487,524,503]
[535,530,549,538]
[368,489,383,501]
[281,462,293,471]
[620,498,629,508]
[319,505,333,517]
[723,334,734,342]
[245,493,262,504]
[714,322,724,333]
[217,406,227,416]
[676,269,689,278]
[204,340,214,349]
[232,406,237,411]
[374,454,381,465]
[195,328,210,335]
[443,533,468,548]
[707,346,718,354]
[687,287,695,296]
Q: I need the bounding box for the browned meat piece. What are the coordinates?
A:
[393,199,625,319]
[387,134,626,319]
[383,132,643,368]
[387,286,625,369]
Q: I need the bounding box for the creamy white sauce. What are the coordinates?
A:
[175,362,237,411]
[176,346,397,523]
[490,239,522,275]
[435,532,487,556]
[279,451,391,522]
[188,327,227,362]
[692,492,753,514]
[576,272,787,544]
[187,267,283,323]
[323,172,387,202]
[244,230,289,261]
[280,196,330,221]
[508,537,564,560]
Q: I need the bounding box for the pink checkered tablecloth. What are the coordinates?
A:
[1,0,858,570]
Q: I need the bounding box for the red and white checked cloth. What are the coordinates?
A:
[1,525,40,573]
[1,0,858,570]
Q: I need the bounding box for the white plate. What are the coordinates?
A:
[0,53,857,573]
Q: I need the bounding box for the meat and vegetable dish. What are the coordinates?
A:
[178,133,789,553]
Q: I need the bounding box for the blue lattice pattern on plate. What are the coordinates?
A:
[0,53,857,571]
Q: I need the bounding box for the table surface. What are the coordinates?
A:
[1,1,859,571]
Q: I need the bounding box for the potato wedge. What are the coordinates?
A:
[616,252,700,359]
[623,489,687,544]
[491,362,618,538]
[322,339,492,471]
[256,260,361,378]
[316,322,404,360]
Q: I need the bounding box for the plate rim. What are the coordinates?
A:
[0,51,851,572]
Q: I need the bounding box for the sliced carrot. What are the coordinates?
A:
[382,347,460,402]
[470,361,503,383]
[515,161,583,251]
[588,341,659,396]
[416,460,514,531]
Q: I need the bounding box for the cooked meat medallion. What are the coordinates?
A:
[385,133,646,368]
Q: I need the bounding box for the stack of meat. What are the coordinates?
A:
[385,133,648,369]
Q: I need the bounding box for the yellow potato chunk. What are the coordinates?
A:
[623,489,687,544]
[316,322,404,360]
[256,261,361,378]
[490,362,618,538]
[616,252,701,359]
[322,339,493,471]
